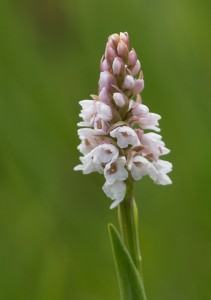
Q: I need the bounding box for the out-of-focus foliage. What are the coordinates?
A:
[0,0,210,299]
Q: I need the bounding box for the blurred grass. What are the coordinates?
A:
[0,0,210,299]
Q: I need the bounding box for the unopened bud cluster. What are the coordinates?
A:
[74,32,172,209]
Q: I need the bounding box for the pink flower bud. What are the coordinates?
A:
[131,60,141,76]
[108,34,120,47]
[99,71,114,91]
[133,79,144,94]
[117,40,129,61]
[113,93,125,107]
[105,43,116,62]
[100,57,110,72]
[112,57,124,75]
[123,75,135,89]
[99,87,112,104]
[127,49,137,67]
[120,32,129,47]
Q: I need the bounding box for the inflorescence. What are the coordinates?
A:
[74,32,172,209]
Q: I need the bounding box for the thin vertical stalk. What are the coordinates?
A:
[118,178,142,275]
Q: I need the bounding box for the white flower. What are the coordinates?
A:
[74,156,103,174]
[102,181,126,209]
[127,155,157,181]
[130,100,161,132]
[141,132,170,160]
[78,100,112,127]
[104,157,128,184]
[139,113,161,132]
[86,144,119,164]
[78,100,96,127]
[95,102,112,122]
[77,128,99,155]
[150,160,172,185]
[130,100,149,116]
[78,128,95,139]
[110,126,140,148]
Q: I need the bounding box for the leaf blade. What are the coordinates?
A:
[108,223,147,300]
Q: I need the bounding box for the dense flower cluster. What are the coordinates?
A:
[74,32,172,209]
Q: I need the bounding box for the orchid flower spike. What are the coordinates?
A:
[74,32,172,209]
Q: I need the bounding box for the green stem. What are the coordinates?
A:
[118,178,142,275]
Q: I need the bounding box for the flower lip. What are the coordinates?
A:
[95,101,113,121]
[87,143,119,164]
[104,157,128,184]
[127,155,157,181]
[110,126,141,148]
[150,160,172,185]
[140,132,170,160]
[102,181,126,209]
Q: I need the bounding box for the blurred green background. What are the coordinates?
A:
[0,0,210,299]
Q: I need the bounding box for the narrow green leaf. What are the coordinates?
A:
[108,223,147,300]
